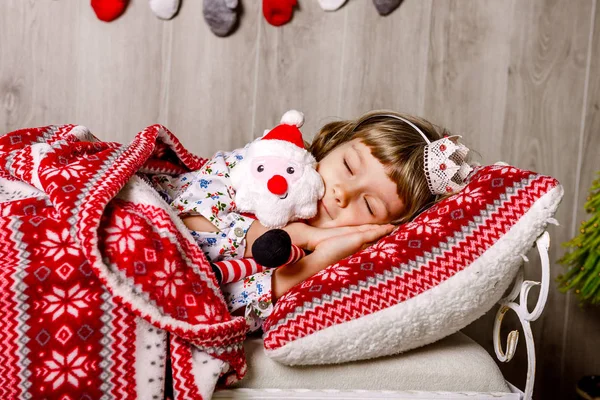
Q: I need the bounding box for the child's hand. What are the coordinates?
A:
[310,224,395,268]
[285,222,392,251]
[272,224,395,299]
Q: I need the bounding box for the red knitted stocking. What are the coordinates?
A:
[263,0,297,26]
[91,0,129,22]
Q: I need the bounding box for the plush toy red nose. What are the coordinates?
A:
[267,175,288,196]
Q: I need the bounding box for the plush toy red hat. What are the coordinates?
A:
[261,110,306,149]
[251,110,314,165]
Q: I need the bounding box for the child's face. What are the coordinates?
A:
[308,139,405,228]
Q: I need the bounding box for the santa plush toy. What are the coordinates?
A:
[231,110,325,229]
[210,111,324,283]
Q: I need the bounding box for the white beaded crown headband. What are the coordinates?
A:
[354,114,473,196]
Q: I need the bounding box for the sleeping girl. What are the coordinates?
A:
[159,110,472,332]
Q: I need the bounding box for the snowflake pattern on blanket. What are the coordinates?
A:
[0,124,249,399]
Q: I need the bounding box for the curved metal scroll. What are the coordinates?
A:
[493,231,551,400]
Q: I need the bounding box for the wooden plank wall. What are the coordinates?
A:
[1,0,599,398]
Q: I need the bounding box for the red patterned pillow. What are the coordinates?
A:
[263,165,563,365]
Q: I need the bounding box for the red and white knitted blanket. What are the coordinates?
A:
[0,124,248,399]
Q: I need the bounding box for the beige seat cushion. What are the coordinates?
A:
[232,332,509,393]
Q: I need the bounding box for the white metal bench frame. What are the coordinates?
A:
[493,230,552,399]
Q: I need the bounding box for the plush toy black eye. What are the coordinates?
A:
[257,165,264,172]
[286,167,295,174]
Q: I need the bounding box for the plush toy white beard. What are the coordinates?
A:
[232,164,324,229]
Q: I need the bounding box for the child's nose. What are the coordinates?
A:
[333,185,350,207]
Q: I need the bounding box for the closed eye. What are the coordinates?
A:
[344,158,353,175]
[364,198,374,215]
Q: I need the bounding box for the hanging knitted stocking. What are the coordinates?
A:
[373,0,402,16]
[91,0,129,22]
[203,0,240,37]
[263,0,297,27]
[149,0,181,20]
[318,0,347,11]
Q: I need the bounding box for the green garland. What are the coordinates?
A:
[558,172,600,305]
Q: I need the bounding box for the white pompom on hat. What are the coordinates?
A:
[279,109,304,127]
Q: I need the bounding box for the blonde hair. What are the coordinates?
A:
[308,110,454,224]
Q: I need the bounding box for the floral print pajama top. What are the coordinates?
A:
[149,141,273,332]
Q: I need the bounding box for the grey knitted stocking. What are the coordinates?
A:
[203,0,240,37]
[373,0,402,16]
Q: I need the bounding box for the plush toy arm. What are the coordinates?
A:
[252,229,292,267]
[211,229,306,284]
[211,258,265,285]
[253,230,306,266]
